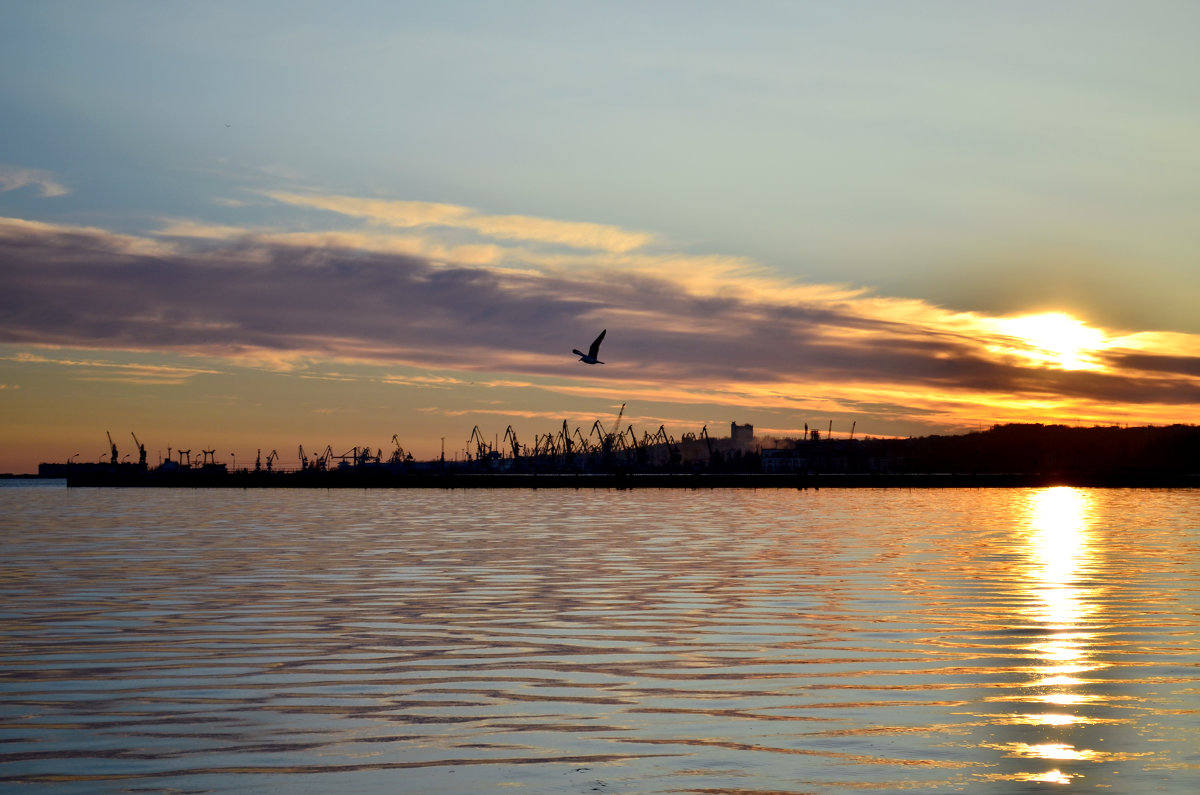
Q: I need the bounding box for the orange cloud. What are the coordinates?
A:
[2,352,221,384]
[5,209,1200,441]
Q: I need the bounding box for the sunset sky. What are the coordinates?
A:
[3,1,1200,472]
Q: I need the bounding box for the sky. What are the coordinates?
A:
[3,1,1200,472]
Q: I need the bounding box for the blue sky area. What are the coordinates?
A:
[3,1,1200,470]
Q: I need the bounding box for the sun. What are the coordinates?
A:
[995,312,1107,371]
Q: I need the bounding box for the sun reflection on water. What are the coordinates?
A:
[1001,487,1109,783]
[1027,487,1095,628]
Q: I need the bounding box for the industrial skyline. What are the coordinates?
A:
[3,2,1200,473]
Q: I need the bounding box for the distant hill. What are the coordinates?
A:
[769,423,1200,478]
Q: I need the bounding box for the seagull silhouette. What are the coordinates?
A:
[573,329,606,365]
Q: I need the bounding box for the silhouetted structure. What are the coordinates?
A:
[40,423,1200,488]
[731,422,754,448]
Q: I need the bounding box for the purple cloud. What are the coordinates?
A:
[4,216,1200,413]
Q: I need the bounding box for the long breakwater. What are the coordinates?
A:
[62,468,1200,489]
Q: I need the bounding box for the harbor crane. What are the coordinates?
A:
[608,403,626,451]
[534,432,558,456]
[700,425,716,465]
[130,432,146,466]
[177,449,192,466]
[652,425,681,468]
[316,446,334,470]
[337,446,377,467]
[503,426,522,460]
[590,420,609,454]
[390,435,413,464]
[591,402,626,457]
[559,421,574,456]
[265,450,279,471]
[106,431,118,465]
[202,449,217,466]
[468,425,491,462]
[625,426,644,464]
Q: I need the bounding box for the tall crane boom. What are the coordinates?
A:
[503,426,521,459]
[130,432,146,466]
[468,425,490,462]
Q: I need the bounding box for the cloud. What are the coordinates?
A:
[4,212,1200,431]
[263,191,655,253]
[1105,352,1200,379]
[0,166,69,198]
[0,216,176,257]
[2,352,221,384]
[154,219,506,266]
[154,220,251,240]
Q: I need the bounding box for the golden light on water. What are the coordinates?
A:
[1028,769,1073,785]
[1014,742,1099,761]
[1002,487,1107,782]
[1027,713,1080,727]
[1027,487,1098,633]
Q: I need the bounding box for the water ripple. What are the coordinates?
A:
[2,486,1199,792]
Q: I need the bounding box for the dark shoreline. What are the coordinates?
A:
[32,423,1200,489]
[59,470,1200,489]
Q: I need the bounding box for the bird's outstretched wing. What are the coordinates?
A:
[587,329,607,358]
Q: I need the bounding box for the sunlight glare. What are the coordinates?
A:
[1005,489,1104,720]
[1031,769,1073,784]
[996,312,1107,370]
[1027,713,1081,727]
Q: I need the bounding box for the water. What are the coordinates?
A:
[2,484,1198,793]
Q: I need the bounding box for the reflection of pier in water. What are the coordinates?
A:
[980,488,1148,787]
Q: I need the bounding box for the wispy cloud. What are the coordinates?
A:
[155,219,507,266]
[264,191,655,253]
[4,209,1200,432]
[0,166,69,198]
[2,351,221,384]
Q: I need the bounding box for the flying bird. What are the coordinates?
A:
[573,329,607,365]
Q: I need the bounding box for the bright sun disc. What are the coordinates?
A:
[997,312,1107,370]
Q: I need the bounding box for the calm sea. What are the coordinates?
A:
[1,483,1198,793]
